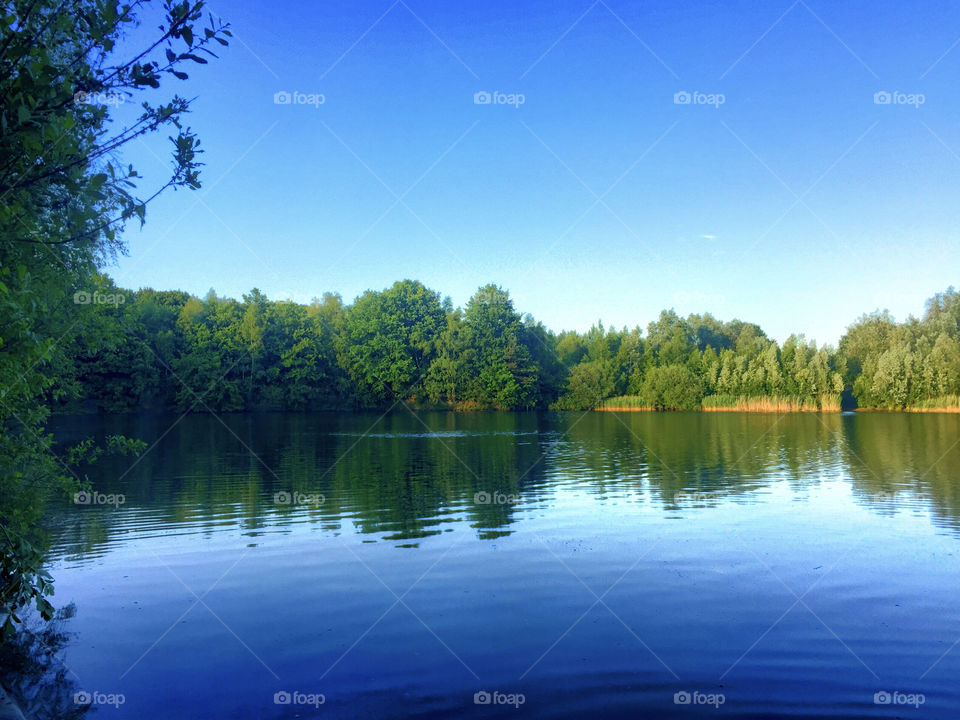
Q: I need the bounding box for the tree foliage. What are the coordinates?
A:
[60,283,960,415]
[0,0,229,632]
[839,288,960,409]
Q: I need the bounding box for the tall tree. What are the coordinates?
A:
[463,285,538,409]
[0,0,230,631]
[341,280,446,405]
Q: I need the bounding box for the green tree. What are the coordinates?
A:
[639,364,703,410]
[425,309,472,405]
[924,333,960,398]
[871,344,914,409]
[341,280,446,405]
[556,360,615,410]
[645,310,695,366]
[462,285,538,409]
[0,0,230,631]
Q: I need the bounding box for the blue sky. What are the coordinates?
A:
[110,0,960,344]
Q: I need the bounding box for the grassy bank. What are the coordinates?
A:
[595,394,841,412]
[907,395,960,412]
[702,394,840,412]
[854,396,960,413]
[596,396,655,411]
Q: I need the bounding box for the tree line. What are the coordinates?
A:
[65,275,960,414]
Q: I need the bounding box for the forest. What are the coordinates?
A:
[65,275,960,414]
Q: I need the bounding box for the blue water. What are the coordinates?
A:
[30,411,960,718]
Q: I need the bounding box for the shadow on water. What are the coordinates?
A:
[0,605,85,720]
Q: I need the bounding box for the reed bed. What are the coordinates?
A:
[702,394,841,412]
[907,395,960,412]
[596,396,655,411]
[596,394,843,412]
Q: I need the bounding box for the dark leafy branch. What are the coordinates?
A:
[0,0,228,633]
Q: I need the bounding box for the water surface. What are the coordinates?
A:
[36,412,960,718]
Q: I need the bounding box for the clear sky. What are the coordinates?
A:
[110,0,960,345]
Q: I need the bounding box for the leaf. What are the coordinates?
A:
[166,48,177,63]
[37,597,54,620]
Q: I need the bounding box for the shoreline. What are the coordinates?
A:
[594,406,832,413]
[853,406,960,414]
[595,406,960,413]
[50,404,960,416]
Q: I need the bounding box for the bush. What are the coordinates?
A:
[638,364,703,410]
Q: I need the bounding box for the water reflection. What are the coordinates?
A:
[35,411,960,720]
[46,411,960,559]
[0,605,84,720]
[840,413,960,532]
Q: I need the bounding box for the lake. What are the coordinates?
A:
[32,411,960,718]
